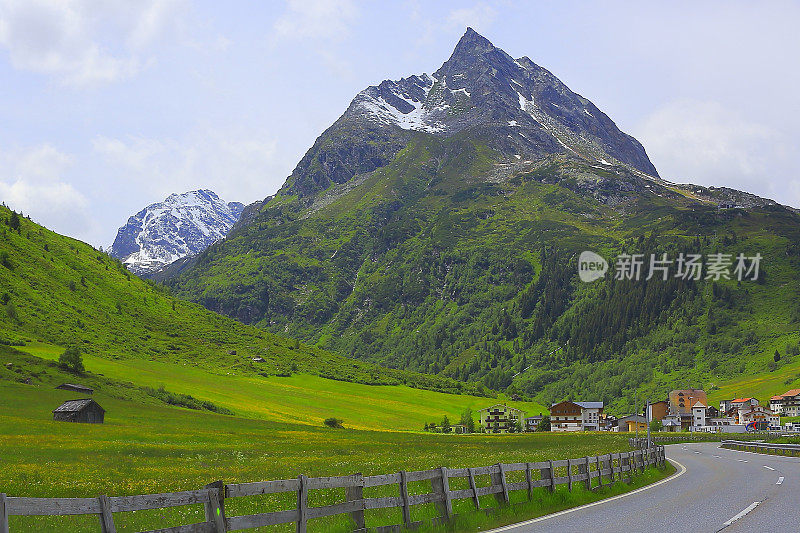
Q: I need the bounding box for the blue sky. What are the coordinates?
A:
[0,0,798,246]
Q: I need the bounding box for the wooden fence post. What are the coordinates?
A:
[431,467,452,521]
[98,495,116,533]
[540,461,555,493]
[525,463,533,500]
[344,473,365,531]
[595,456,603,488]
[491,464,509,505]
[608,453,616,485]
[623,453,631,483]
[0,493,9,533]
[297,474,308,533]
[204,481,227,533]
[566,459,573,491]
[468,468,481,510]
[579,457,590,490]
[399,470,412,527]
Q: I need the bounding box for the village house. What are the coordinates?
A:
[616,414,647,432]
[663,389,708,430]
[691,401,708,427]
[52,399,105,424]
[524,414,545,432]
[478,404,525,434]
[730,404,779,428]
[549,401,604,432]
[646,400,669,422]
[730,397,759,410]
[770,389,800,416]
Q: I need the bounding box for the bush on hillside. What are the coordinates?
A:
[324,417,344,428]
[143,386,234,415]
[58,346,84,373]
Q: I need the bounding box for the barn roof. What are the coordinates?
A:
[53,399,104,413]
[56,383,94,393]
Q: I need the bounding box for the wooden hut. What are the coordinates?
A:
[56,383,94,394]
[52,399,105,423]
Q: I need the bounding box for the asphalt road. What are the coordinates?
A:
[489,441,800,533]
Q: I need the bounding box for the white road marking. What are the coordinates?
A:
[723,501,760,527]
[737,459,748,462]
[484,459,687,532]
[694,451,701,454]
[712,455,721,458]
[777,476,784,485]
[763,465,775,471]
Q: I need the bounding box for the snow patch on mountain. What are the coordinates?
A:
[109,189,243,275]
[353,74,456,133]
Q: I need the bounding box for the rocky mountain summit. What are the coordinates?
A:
[110,189,243,275]
[281,28,657,198]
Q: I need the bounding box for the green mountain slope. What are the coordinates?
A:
[166,29,800,411]
[169,144,800,412]
[0,205,485,396]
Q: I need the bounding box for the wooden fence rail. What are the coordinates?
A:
[720,440,800,456]
[0,446,665,533]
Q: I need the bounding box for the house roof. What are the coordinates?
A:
[53,399,104,413]
[731,398,754,403]
[692,401,708,408]
[617,415,647,423]
[780,389,800,398]
[56,383,93,393]
[478,403,524,413]
[574,401,604,409]
[740,406,774,415]
[771,395,784,400]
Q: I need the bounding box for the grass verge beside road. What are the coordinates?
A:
[421,464,676,533]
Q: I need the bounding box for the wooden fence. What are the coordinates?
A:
[0,446,665,533]
[721,440,800,456]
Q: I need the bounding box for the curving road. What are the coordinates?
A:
[490,442,800,532]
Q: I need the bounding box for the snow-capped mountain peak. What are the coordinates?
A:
[335,27,658,178]
[110,189,243,275]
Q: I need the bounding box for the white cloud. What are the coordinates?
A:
[273,0,358,42]
[92,131,280,208]
[446,2,496,34]
[0,144,92,237]
[638,99,799,206]
[0,0,186,86]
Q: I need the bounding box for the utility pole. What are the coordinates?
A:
[646,399,652,449]
[635,395,639,441]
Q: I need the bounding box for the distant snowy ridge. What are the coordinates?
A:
[110,189,243,275]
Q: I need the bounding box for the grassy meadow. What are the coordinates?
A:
[0,370,643,532]
[13,340,547,431]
